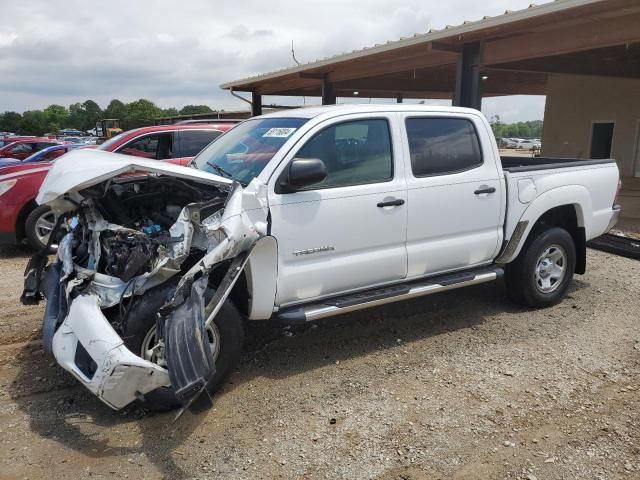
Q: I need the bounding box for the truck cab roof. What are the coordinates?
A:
[257,104,482,120]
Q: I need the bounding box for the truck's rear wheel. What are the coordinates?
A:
[505,227,575,308]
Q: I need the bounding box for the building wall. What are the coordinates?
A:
[541,74,640,178]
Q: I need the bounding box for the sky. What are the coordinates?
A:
[0,0,552,122]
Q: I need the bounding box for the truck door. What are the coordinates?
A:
[268,114,408,306]
[401,114,503,278]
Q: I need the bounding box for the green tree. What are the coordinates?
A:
[179,105,213,115]
[162,107,179,117]
[67,100,103,131]
[123,99,162,129]
[0,111,22,133]
[47,122,60,135]
[44,104,68,128]
[104,99,127,120]
[68,102,86,130]
[20,110,48,136]
[490,119,542,139]
[82,100,103,130]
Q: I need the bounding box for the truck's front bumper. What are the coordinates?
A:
[51,294,170,410]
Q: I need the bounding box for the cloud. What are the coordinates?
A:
[226,25,274,40]
[0,0,550,121]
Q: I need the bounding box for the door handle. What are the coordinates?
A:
[474,187,496,195]
[377,198,405,208]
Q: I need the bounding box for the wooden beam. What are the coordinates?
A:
[487,45,640,79]
[431,41,461,53]
[332,69,546,96]
[483,12,640,65]
[325,51,456,83]
[256,75,320,95]
[256,50,458,93]
[298,72,326,80]
[274,87,514,99]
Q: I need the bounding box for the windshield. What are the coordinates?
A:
[97,131,128,151]
[193,117,308,185]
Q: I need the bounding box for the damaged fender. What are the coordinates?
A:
[160,183,267,407]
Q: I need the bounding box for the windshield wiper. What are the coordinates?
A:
[206,162,234,179]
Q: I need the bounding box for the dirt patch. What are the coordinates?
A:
[611,217,640,240]
[0,248,639,479]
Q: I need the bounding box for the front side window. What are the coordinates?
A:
[406,118,482,176]
[118,133,173,160]
[10,143,34,154]
[294,118,393,189]
[97,131,128,151]
[179,130,222,157]
[194,118,308,185]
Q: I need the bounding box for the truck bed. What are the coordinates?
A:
[501,156,615,173]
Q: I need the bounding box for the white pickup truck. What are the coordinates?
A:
[22,105,621,412]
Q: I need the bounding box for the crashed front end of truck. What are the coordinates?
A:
[21,150,267,411]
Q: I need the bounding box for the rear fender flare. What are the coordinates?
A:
[502,185,591,263]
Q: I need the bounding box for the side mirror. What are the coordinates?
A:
[281,158,327,192]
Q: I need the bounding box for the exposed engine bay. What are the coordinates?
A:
[68,177,223,280]
[21,151,267,411]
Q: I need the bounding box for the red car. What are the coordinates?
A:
[0,123,236,249]
[0,136,39,148]
[0,138,62,160]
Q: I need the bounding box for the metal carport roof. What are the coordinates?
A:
[220,0,640,111]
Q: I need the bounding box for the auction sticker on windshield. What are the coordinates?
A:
[263,127,296,138]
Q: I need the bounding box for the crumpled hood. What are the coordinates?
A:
[37,149,233,209]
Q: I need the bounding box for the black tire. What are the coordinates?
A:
[25,205,56,250]
[122,287,245,412]
[505,227,576,308]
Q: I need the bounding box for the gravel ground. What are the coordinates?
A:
[0,245,638,480]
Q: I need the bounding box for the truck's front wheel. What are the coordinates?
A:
[122,288,245,412]
[505,227,576,308]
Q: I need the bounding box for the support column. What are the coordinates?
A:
[251,91,262,117]
[322,78,336,105]
[453,42,482,110]
[396,93,403,103]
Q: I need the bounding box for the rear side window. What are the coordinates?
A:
[295,118,393,189]
[179,130,221,157]
[118,133,173,160]
[36,142,57,151]
[406,118,482,176]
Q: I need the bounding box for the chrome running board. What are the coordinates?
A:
[277,266,503,324]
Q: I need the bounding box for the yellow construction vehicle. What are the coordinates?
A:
[96,119,123,143]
